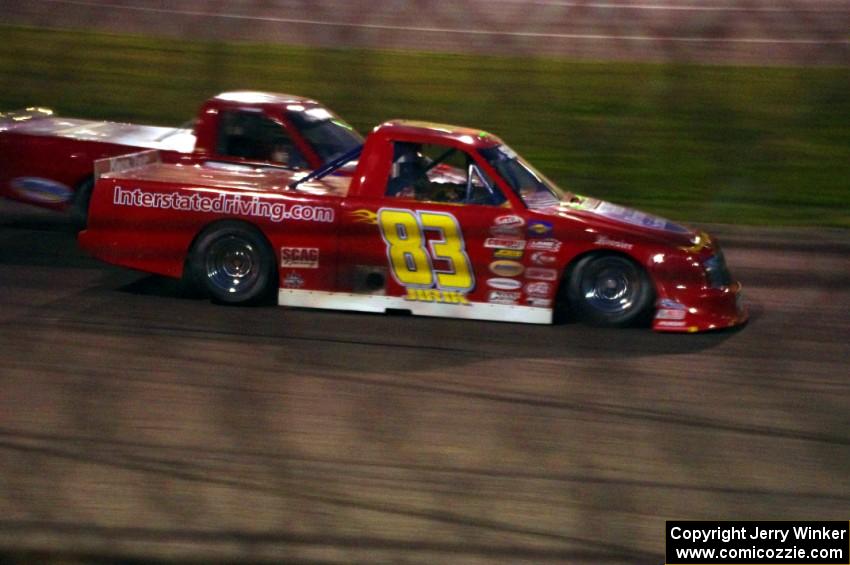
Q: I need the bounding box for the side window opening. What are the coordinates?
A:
[216,110,306,168]
[385,142,505,206]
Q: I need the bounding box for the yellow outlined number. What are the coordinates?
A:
[378,209,474,292]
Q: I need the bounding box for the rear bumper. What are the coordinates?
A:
[653,281,748,333]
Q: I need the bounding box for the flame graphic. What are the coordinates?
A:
[349,209,378,225]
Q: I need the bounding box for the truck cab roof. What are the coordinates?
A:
[213,91,318,106]
[372,120,503,149]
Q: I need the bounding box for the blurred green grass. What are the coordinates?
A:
[1,25,848,227]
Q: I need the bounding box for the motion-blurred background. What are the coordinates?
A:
[0,2,849,564]
[2,0,848,227]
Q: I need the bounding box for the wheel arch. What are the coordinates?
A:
[69,174,95,228]
[74,173,94,192]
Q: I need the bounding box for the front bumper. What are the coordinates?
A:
[653,281,748,333]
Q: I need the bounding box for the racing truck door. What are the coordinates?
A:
[336,139,543,322]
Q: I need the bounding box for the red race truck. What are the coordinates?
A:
[0,91,361,224]
[79,119,747,332]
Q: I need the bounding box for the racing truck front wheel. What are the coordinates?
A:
[190,222,276,305]
[566,253,653,327]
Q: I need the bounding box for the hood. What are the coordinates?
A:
[537,195,699,247]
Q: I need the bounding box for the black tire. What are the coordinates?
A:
[70,177,94,229]
[189,221,276,305]
[566,253,653,327]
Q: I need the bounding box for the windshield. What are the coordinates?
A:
[286,106,364,163]
[479,144,566,209]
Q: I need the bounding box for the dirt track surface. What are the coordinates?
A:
[0,200,848,563]
[2,0,849,65]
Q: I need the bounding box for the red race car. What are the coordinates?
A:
[79,118,748,332]
[0,91,361,224]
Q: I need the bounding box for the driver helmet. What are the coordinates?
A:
[392,143,425,180]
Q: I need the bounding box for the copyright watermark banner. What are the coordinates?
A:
[666,521,849,564]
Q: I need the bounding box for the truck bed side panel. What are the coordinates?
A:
[0,131,183,210]
[80,176,343,287]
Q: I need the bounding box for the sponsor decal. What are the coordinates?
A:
[489,260,524,277]
[656,308,686,320]
[489,224,524,238]
[595,235,633,250]
[282,272,304,289]
[656,320,687,328]
[488,290,521,305]
[113,186,335,223]
[94,149,159,178]
[484,238,526,250]
[527,297,552,308]
[659,298,686,310]
[525,281,553,296]
[655,298,687,320]
[281,247,319,268]
[571,197,690,234]
[487,278,523,290]
[10,177,72,204]
[525,268,558,281]
[404,288,469,304]
[530,252,556,266]
[527,220,553,237]
[493,214,525,227]
[528,239,562,252]
[349,208,378,224]
[493,248,523,260]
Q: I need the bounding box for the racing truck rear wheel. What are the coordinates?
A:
[566,253,653,327]
[190,222,276,305]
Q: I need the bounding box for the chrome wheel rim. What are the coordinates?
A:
[580,258,639,315]
[205,235,260,296]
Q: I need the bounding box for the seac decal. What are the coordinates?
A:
[488,290,521,305]
[484,238,526,250]
[487,278,522,290]
[281,247,319,268]
[378,208,474,304]
[528,239,562,252]
[526,268,558,281]
[527,220,553,237]
[527,297,552,308]
[489,260,524,277]
[493,248,523,260]
[10,177,72,204]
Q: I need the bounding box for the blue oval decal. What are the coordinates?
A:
[10,177,73,204]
